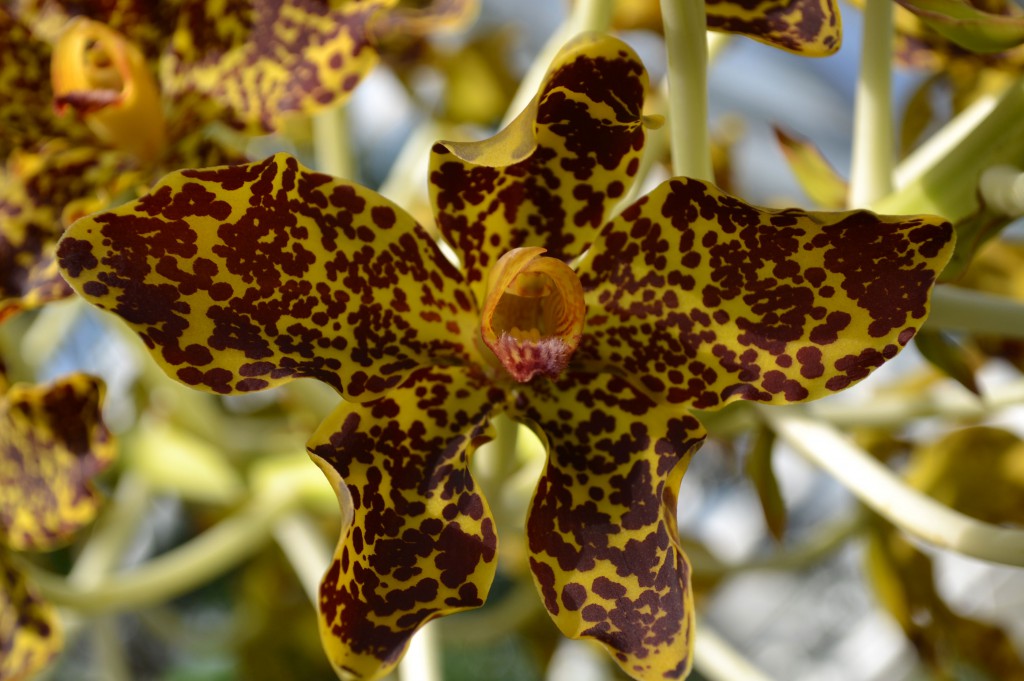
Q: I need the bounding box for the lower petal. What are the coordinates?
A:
[307,366,507,681]
[515,373,707,681]
[0,554,62,681]
[0,374,114,552]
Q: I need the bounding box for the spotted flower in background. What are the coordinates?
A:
[0,367,114,681]
[606,0,842,55]
[56,33,954,681]
[0,0,476,322]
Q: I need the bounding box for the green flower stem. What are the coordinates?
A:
[313,104,355,179]
[874,75,1024,221]
[760,406,1024,567]
[894,92,1000,190]
[660,0,712,182]
[437,578,540,644]
[398,622,442,681]
[849,0,894,207]
[476,414,522,542]
[500,0,613,129]
[68,471,152,589]
[574,0,614,36]
[694,622,776,681]
[272,511,333,604]
[927,286,1024,338]
[807,376,1024,429]
[686,507,866,578]
[20,298,85,372]
[25,488,299,613]
[978,164,1024,215]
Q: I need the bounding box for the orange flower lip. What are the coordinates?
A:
[480,247,586,383]
[51,17,167,164]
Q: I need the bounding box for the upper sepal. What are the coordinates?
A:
[577,177,955,410]
[0,373,114,552]
[57,153,477,401]
[429,32,648,305]
[308,366,506,680]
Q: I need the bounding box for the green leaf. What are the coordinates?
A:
[896,0,1024,53]
[745,424,787,541]
[774,127,848,208]
[913,329,980,394]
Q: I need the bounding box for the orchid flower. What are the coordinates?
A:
[608,0,843,55]
[0,0,475,321]
[56,33,954,681]
[0,368,114,681]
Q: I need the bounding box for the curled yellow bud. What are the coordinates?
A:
[51,18,166,164]
[480,247,585,383]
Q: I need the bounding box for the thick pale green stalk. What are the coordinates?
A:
[26,489,298,612]
[875,75,1024,220]
[927,287,1024,338]
[695,623,778,681]
[661,0,713,181]
[849,0,894,207]
[761,407,1024,567]
[313,104,355,179]
[686,509,866,578]
[273,512,333,604]
[398,622,442,681]
[807,376,1024,428]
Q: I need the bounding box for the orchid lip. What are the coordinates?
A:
[50,17,167,164]
[480,247,586,383]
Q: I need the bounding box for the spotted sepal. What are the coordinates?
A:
[0,374,114,552]
[578,178,955,410]
[515,372,706,681]
[57,153,478,401]
[1,142,140,322]
[1,554,62,681]
[368,0,479,39]
[428,33,648,305]
[706,0,843,56]
[0,7,77,158]
[307,366,506,681]
[162,0,396,133]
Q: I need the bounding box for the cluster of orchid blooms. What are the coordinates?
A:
[4,0,1024,679]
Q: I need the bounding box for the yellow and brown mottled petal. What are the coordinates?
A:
[307,366,506,681]
[162,0,395,133]
[0,142,141,321]
[0,554,62,681]
[706,0,843,56]
[515,373,706,681]
[577,178,955,410]
[0,374,114,552]
[57,153,476,400]
[368,0,478,38]
[0,8,77,158]
[428,33,648,305]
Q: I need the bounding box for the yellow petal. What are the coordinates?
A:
[516,373,706,681]
[308,366,506,680]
